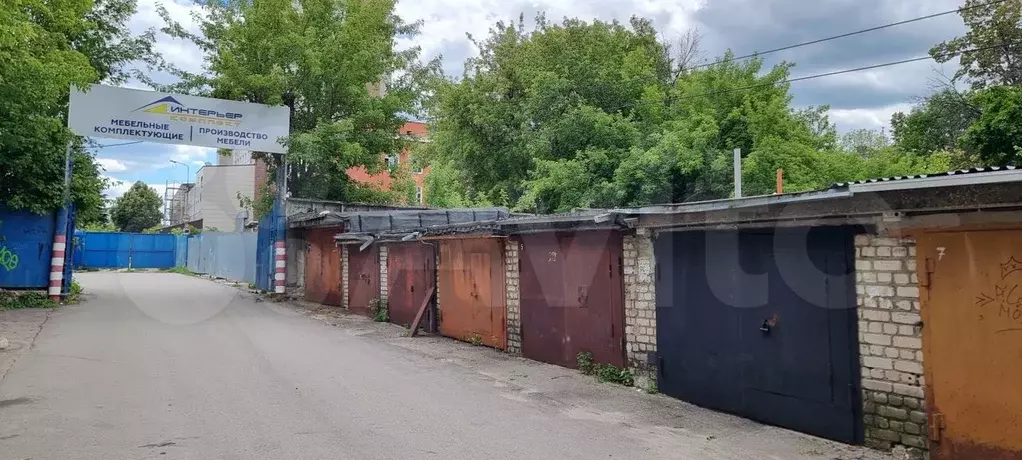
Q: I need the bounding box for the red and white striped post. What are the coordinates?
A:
[274,240,286,293]
[48,233,67,301]
[49,142,73,301]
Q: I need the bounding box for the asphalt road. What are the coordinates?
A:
[0,272,889,460]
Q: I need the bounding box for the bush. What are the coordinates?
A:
[369,297,389,322]
[577,351,595,375]
[67,280,84,304]
[594,364,634,386]
[0,291,57,310]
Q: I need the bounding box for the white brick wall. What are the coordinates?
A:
[856,234,926,457]
[341,245,349,309]
[505,239,521,354]
[624,230,656,388]
[379,246,388,304]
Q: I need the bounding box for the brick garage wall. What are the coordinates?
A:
[341,245,349,309]
[623,230,657,388]
[856,234,927,458]
[504,239,521,354]
[379,245,389,305]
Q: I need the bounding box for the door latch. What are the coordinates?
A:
[760,314,779,334]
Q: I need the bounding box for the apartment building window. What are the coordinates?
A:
[386,155,399,168]
[416,186,423,204]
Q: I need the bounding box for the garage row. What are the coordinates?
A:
[284,167,1022,460]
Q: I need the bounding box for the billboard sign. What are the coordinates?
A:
[69,84,290,153]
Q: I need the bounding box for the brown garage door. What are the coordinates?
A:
[387,243,436,328]
[304,228,341,306]
[438,238,506,349]
[347,245,379,316]
[519,231,625,368]
[918,228,1022,460]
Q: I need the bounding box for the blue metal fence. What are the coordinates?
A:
[74,232,181,269]
[0,205,59,288]
[255,201,282,291]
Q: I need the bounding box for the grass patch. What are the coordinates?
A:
[161,266,195,276]
[467,333,483,346]
[66,280,84,304]
[0,291,58,310]
[369,297,389,322]
[577,350,633,386]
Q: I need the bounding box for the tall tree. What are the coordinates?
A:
[0,0,152,219]
[890,89,981,155]
[931,0,1022,87]
[110,181,162,232]
[840,129,890,156]
[961,85,1022,165]
[158,0,440,204]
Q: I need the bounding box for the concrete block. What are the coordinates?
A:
[900,349,916,360]
[874,428,901,442]
[863,356,893,370]
[909,410,927,424]
[879,406,908,420]
[885,347,900,358]
[895,360,923,374]
[862,309,891,322]
[855,234,871,246]
[862,272,877,283]
[894,273,911,285]
[903,422,921,435]
[906,259,917,271]
[904,397,920,410]
[856,260,873,270]
[888,395,904,407]
[869,323,884,334]
[883,323,899,335]
[892,383,924,398]
[892,247,908,258]
[873,392,889,404]
[896,300,913,310]
[908,246,916,256]
[898,325,915,336]
[863,379,893,392]
[894,336,922,349]
[864,334,892,346]
[877,272,893,283]
[874,260,903,272]
[901,435,926,448]
[866,285,896,297]
[870,368,886,379]
[873,237,899,247]
[893,312,921,324]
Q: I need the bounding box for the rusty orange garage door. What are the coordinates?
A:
[917,229,1022,459]
[437,239,506,349]
[518,231,625,368]
[304,228,341,306]
[347,245,379,316]
[387,243,436,328]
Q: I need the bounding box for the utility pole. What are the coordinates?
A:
[733,148,742,198]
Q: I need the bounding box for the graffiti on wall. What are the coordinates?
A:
[975,256,1022,331]
[0,244,20,271]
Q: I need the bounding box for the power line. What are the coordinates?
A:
[678,42,1007,100]
[688,0,1010,70]
[90,140,144,149]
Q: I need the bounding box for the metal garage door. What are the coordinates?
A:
[918,228,1022,459]
[655,228,860,443]
[387,242,436,328]
[347,245,379,315]
[518,231,625,368]
[305,228,341,306]
[437,239,506,349]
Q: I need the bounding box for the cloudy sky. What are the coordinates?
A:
[97,0,967,201]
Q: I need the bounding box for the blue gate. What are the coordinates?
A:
[0,205,59,288]
[75,232,180,269]
[255,201,282,291]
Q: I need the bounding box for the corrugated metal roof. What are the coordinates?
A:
[832,166,1018,187]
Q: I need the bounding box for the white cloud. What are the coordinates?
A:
[103,177,133,200]
[96,158,128,172]
[130,0,207,75]
[828,102,913,132]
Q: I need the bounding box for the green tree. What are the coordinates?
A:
[840,129,890,156]
[388,164,418,206]
[961,85,1022,165]
[931,0,1022,88]
[890,89,980,155]
[158,0,439,203]
[0,0,152,219]
[110,182,162,232]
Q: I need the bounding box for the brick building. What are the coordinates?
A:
[345,121,430,205]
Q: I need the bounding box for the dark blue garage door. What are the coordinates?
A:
[654,227,861,444]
